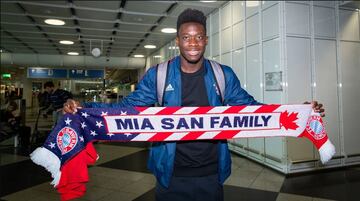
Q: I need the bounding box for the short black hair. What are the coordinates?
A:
[44,81,54,88]
[177,8,207,35]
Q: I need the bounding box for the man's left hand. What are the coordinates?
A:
[305,101,325,117]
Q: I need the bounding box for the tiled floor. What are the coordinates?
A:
[1,141,359,201]
[1,108,359,201]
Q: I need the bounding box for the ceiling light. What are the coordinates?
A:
[0,49,2,53]
[44,19,65,26]
[168,46,179,50]
[91,48,101,57]
[144,45,156,49]
[153,55,162,58]
[59,40,74,45]
[67,52,79,56]
[134,55,144,58]
[246,1,259,7]
[161,28,176,33]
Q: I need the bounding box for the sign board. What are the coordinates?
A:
[69,69,104,79]
[265,71,283,91]
[28,68,67,78]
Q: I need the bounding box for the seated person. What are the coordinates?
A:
[0,101,31,147]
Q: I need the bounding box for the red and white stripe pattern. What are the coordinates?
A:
[131,104,292,142]
[132,104,335,164]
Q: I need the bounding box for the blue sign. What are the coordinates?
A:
[69,69,104,79]
[28,68,67,78]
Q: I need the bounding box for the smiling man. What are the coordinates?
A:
[63,8,325,201]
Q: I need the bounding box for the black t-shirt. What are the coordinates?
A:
[47,89,73,110]
[173,65,219,177]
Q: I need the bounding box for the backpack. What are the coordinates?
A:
[156,59,225,106]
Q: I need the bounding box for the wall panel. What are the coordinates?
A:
[246,1,260,17]
[221,3,232,29]
[221,52,231,67]
[211,32,220,56]
[340,41,360,156]
[314,6,336,38]
[233,22,245,49]
[286,37,314,162]
[263,38,281,104]
[246,44,262,100]
[262,4,279,39]
[221,27,232,53]
[339,9,360,41]
[286,3,310,35]
[246,14,260,44]
[314,39,340,156]
[232,1,245,23]
[232,49,245,86]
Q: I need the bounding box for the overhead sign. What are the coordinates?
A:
[28,68,67,78]
[69,69,104,79]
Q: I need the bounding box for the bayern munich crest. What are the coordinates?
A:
[57,127,78,155]
[306,115,326,140]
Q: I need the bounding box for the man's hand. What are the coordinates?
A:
[304,101,325,117]
[63,99,81,114]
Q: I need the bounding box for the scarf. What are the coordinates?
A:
[30,104,335,201]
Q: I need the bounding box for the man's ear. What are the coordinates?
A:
[176,36,179,46]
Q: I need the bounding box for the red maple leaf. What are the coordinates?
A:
[280,111,299,130]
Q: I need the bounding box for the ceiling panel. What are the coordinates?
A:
[45,35,79,41]
[122,13,159,25]
[74,1,121,10]
[42,26,78,34]
[79,29,113,38]
[18,38,50,43]
[77,10,117,21]
[125,1,172,14]
[118,24,152,32]
[1,14,32,24]
[40,1,68,6]
[80,21,115,30]
[0,2,23,13]
[116,32,145,38]
[22,4,72,17]
[10,32,44,38]
[1,23,40,32]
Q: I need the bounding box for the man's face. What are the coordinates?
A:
[45,86,53,94]
[176,22,208,64]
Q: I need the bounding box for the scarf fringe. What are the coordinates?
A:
[30,147,61,187]
[319,139,336,164]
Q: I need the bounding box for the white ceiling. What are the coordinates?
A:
[0,1,226,57]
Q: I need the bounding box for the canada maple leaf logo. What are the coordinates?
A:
[280,111,299,130]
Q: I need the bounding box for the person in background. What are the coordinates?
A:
[0,101,31,148]
[43,81,73,126]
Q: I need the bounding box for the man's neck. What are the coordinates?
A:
[180,57,204,73]
[51,88,58,94]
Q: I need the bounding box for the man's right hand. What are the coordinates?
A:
[63,99,81,114]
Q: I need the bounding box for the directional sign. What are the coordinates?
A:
[69,69,104,79]
[28,68,67,78]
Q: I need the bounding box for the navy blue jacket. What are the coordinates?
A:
[84,56,260,187]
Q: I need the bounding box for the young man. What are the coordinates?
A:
[64,9,324,201]
[43,81,73,126]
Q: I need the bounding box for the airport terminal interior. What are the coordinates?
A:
[1,1,359,201]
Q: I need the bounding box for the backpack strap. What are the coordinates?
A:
[156,60,169,106]
[208,60,225,104]
[156,59,226,106]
